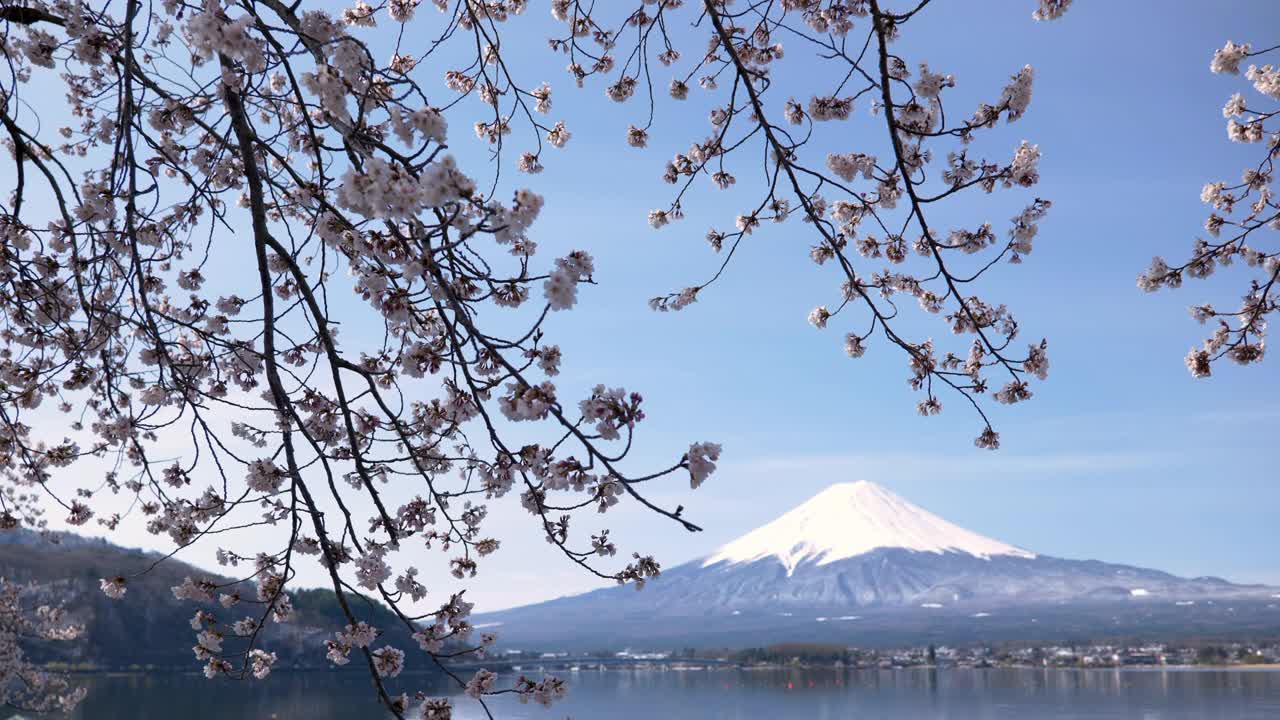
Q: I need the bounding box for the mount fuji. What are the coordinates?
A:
[477,482,1279,649]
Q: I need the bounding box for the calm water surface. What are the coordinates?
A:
[32,667,1280,719]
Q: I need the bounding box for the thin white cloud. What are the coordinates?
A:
[727,450,1167,478]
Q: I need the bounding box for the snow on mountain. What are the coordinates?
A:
[703,480,1035,575]
[475,481,1278,650]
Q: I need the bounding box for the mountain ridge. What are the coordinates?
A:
[475,482,1280,650]
[703,481,1035,575]
[0,527,428,671]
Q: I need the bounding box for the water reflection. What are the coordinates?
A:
[10,667,1280,720]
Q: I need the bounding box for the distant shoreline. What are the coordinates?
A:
[55,663,1280,677]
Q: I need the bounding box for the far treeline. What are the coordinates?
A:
[669,640,1280,667]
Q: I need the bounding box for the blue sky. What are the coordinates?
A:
[21,1,1279,611]
[439,0,1280,607]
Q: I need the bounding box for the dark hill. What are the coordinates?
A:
[0,529,418,671]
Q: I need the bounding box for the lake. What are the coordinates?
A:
[26,667,1280,719]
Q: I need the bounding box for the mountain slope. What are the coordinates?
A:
[704,481,1035,574]
[476,482,1280,650]
[0,529,423,670]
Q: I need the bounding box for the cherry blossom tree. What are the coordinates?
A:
[1140,39,1278,378]
[0,0,1066,717]
[0,579,85,713]
[555,0,1067,448]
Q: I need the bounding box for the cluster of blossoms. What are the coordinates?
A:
[547,0,1069,447]
[0,581,86,713]
[0,0,722,716]
[1139,38,1279,377]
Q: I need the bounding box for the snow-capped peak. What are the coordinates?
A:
[703,481,1035,575]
